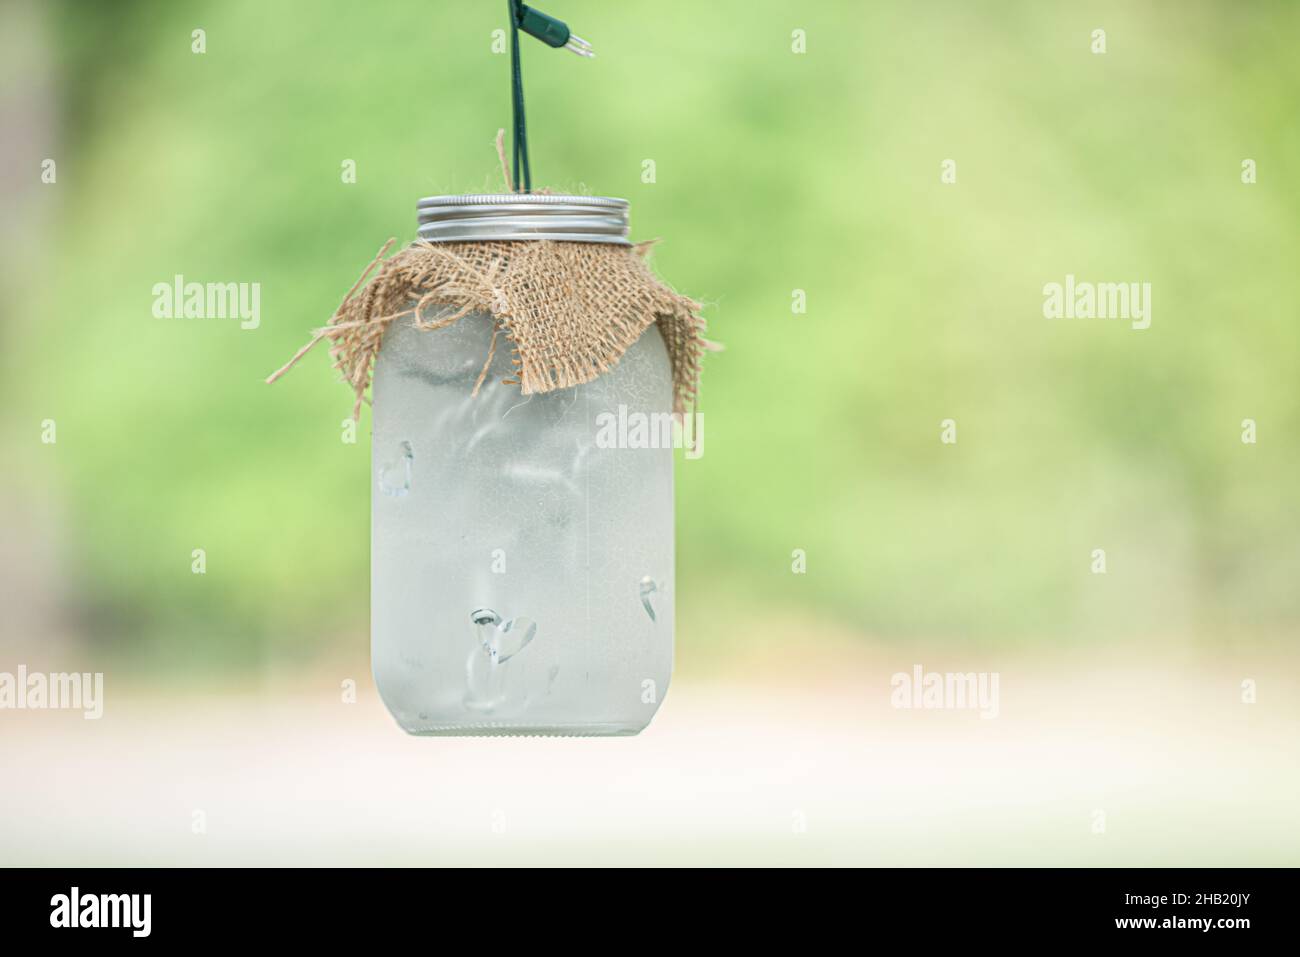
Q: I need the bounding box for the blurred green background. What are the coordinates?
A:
[2,0,1298,672]
[3,0,1299,868]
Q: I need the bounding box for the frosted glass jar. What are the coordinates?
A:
[370,196,674,736]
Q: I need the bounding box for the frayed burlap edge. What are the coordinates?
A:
[267,234,711,419]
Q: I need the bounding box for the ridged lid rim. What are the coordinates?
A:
[415,193,630,245]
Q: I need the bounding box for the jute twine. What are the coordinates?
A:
[267,145,711,419]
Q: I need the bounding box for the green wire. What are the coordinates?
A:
[507,2,587,192]
[508,0,531,193]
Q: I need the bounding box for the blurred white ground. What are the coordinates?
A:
[1,652,1297,866]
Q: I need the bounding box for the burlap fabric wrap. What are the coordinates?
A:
[269,231,709,419]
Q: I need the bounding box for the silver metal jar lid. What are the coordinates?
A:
[416,193,630,245]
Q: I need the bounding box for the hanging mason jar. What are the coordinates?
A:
[268,4,709,735]
[269,193,707,735]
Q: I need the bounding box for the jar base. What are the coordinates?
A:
[398,720,647,738]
